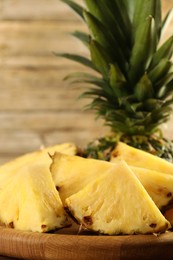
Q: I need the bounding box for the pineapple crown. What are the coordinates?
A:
[57,0,173,136]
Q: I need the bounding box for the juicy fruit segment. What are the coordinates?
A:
[50,152,113,203]
[0,143,76,232]
[0,142,77,188]
[65,161,170,235]
[51,152,173,211]
[132,167,173,211]
[111,142,173,175]
[0,162,67,232]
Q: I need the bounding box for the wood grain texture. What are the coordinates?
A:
[0,0,172,163]
[0,225,173,260]
[0,0,83,21]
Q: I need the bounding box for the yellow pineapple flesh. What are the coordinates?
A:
[0,162,68,232]
[65,161,170,235]
[51,152,173,211]
[0,142,77,189]
[111,142,173,175]
[50,152,114,203]
[132,167,173,211]
[0,143,77,232]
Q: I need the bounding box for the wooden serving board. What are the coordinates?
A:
[0,223,173,260]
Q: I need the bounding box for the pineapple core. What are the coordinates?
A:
[65,161,170,235]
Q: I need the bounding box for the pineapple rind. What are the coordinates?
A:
[65,161,170,235]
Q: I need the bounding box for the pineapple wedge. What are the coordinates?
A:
[132,167,173,211]
[50,152,114,203]
[51,153,173,211]
[65,161,170,235]
[0,143,76,232]
[111,142,173,175]
[0,142,77,188]
[0,162,67,232]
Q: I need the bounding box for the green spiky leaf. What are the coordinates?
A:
[89,40,111,79]
[71,31,90,47]
[129,16,157,84]
[55,53,98,71]
[135,74,153,101]
[61,0,84,19]
[150,36,173,69]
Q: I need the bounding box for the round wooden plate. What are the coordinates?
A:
[0,223,173,260]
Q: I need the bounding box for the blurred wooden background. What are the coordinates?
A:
[0,0,172,163]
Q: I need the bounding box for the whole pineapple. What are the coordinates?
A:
[58,0,173,161]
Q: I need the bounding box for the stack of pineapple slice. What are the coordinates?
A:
[0,141,173,235]
[50,149,173,235]
[65,161,169,235]
[0,143,77,232]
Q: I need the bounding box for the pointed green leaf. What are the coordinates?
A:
[84,0,102,21]
[109,64,128,99]
[156,73,173,98]
[143,99,162,111]
[104,0,132,37]
[163,98,173,108]
[154,0,162,39]
[135,74,153,101]
[84,0,131,60]
[149,36,173,69]
[71,31,90,47]
[81,88,110,99]
[109,64,126,84]
[89,40,110,79]
[129,16,156,84]
[148,59,172,84]
[83,11,109,47]
[151,106,172,123]
[122,0,137,22]
[133,0,156,35]
[55,53,98,72]
[162,80,173,98]
[83,9,129,73]
[63,72,101,82]
[61,0,84,20]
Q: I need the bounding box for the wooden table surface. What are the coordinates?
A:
[0,257,18,260]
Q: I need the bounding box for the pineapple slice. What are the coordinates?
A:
[50,152,114,203]
[65,161,170,235]
[0,162,68,232]
[51,153,173,211]
[0,143,76,232]
[132,167,173,211]
[111,142,173,175]
[0,142,77,188]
